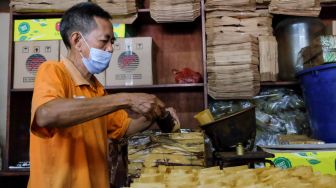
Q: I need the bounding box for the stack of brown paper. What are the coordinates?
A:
[207,34,261,99]
[149,0,200,23]
[258,36,278,81]
[269,0,321,17]
[10,0,87,12]
[206,0,256,11]
[93,0,138,24]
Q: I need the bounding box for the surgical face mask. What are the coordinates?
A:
[79,33,112,74]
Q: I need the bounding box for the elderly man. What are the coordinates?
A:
[28,2,169,188]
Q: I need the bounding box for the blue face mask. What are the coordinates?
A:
[80,33,112,74]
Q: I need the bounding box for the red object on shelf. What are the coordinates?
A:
[173,68,203,84]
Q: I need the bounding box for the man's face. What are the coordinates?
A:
[80,16,115,58]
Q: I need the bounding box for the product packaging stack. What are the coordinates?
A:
[92,0,137,24]
[258,36,278,81]
[128,131,205,180]
[10,0,87,12]
[207,36,261,99]
[269,0,321,17]
[149,0,200,23]
[206,0,277,99]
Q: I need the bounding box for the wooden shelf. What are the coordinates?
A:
[0,170,29,177]
[321,2,336,7]
[106,83,204,90]
[11,83,204,92]
[138,8,150,13]
[12,11,63,19]
[261,81,300,86]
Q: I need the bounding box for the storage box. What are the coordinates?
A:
[106,37,155,86]
[14,40,60,89]
[263,144,336,175]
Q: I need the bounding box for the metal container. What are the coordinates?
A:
[275,17,325,81]
[200,106,256,152]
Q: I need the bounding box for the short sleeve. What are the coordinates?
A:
[107,109,131,140]
[30,62,67,138]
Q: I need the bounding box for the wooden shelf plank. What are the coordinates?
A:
[12,11,63,18]
[261,81,300,86]
[0,170,29,176]
[138,8,150,13]
[105,83,204,90]
[11,83,204,92]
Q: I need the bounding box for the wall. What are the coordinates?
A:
[0,1,9,168]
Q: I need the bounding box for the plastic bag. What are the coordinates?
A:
[209,99,253,120]
[173,68,203,84]
[254,88,310,146]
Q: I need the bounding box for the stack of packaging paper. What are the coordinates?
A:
[207,34,260,99]
[206,0,256,11]
[93,0,137,24]
[149,0,200,23]
[297,35,336,70]
[259,36,278,81]
[269,0,321,17]
[206,0,278,99]
[10,0,87,12]
[128,131,205,180]
[206,12,273,37]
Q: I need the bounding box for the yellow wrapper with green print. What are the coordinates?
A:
[264,147,336,175]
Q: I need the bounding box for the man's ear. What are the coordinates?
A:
[69,32,82,52]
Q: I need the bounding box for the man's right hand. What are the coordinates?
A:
[119,93,165,121]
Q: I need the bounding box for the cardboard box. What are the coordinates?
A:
[14,40,60,89]
[14,19,125,41]
[106,37,155,86]
[263,144,336,175]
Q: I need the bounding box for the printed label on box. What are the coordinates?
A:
[14,19,126,41]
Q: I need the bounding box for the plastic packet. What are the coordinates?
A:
[254,88,310,146]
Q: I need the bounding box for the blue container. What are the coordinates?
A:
[297,63,336,143]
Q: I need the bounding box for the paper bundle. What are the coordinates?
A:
[92,0,137,24]
[149,0,200,23]
[258,36,278,81]
[269,0,321,17]
[128,131,205,179]
[207,34,260,100]
[206,0,256,11]
[10,0,87,12]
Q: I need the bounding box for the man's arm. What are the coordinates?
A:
[35,93,164,129]
[125,116,154,137]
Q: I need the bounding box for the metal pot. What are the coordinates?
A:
[275,17,325,81]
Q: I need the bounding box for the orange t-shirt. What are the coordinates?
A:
[28,58,131,188]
